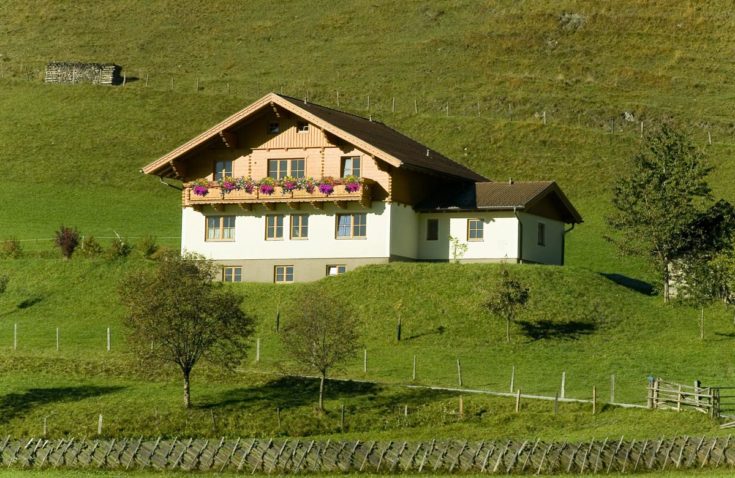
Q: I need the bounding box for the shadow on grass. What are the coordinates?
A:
[200,376,458,411]
[714,332,735,340]
[517,320,597,341]
[0,385,125,423]
[200,376,380,410]
[600,273,655,296]
[405,325,446,341]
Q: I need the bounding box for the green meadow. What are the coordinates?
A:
[1,0,735,459]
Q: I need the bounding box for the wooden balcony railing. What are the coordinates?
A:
[183,179,373,210]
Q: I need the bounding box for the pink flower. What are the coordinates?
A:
[345,182,360,193]
[260,184,275,195]
[193,185,209,196]
[318,183,334,195]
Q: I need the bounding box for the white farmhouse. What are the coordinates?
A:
[142,93,582,282]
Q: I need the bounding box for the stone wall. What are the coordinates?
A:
[44,62,122,85]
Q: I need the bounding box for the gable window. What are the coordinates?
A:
[223,266,242,282]
[296,121,309,133]
[290,214,309,239]
[327,265,346,276]
[426,219,439,241]
[268,159,305,179]
[214,160,233,181]
[336,213,367,239]
[537,223,546,246]
[206,216,235,241]
[274,265,294,283]
[266,215,284,240]
[268,122,280,134]
[341,156,361,177]
[467,218,484,241]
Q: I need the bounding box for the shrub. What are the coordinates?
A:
[138,235,159,259]
[54,226,80,259]
[107,237,132,260]
[80,235,104,257]
[0,238,23,259]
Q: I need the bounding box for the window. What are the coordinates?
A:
[426,219,439,241]
[341,156,361,177]
[327,265,347,276]
[537,223,546,246]
[290,214,309,239]
[467,218,484,241]
[206,216,235,241]
[268,122,280,134]
[214,160,233,181]
[223,266,242,282]
[336,213,367,239]
[296,121,309,133]
[274,265,294,283]
[268,159,305,179]
[266,215,284,240]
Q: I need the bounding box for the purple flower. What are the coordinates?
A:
[193,185,209,196]
[221,181,236,192]
[260,184,275,195]
[282,180,298,192]
[318,183,334,195]
[345,182,360,193]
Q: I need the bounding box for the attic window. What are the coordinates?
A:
[268,122,280,134]
[296,121,309,133]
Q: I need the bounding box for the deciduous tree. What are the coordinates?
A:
[280,291,360,411]
[608,124,735,302]
[484,268,529,343]
[119,253,253,408]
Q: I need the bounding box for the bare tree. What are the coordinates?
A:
[280,292,360,411]
[119,253,253,408]
[484,268,530,343]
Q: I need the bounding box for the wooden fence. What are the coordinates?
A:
[647,378,735,418]
[0,435,733,473]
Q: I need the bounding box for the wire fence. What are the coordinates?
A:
[2,61,734,145]
[0,435,733,473]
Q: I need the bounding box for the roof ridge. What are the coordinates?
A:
[276,93,389,126]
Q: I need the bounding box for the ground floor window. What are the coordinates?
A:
[326,265,346,276]
[274,265,294,283]
[336,213,367,239]
[426,218,439,241]
[467,218,484,241]
[290,214,309,239]
[537,222,546,246]
[222,266,242,282]
[206,215,235,241]
[266,214,284,240]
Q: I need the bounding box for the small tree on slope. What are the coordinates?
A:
[119,253,253,408]
[484,268,529,343]
[280,291,360,411]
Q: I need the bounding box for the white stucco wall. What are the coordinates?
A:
[518,213,565,265]
[389,203,419,259]
[416,212,520,262]
[181,202,391,260]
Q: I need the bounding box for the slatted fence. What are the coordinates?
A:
[0,435,733,473]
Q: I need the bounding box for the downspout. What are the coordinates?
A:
[513,207,523,264]
[561,223,576,266]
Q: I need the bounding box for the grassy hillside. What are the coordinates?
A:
[1,0,735,443]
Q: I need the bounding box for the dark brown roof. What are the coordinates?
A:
[277,95,486,182]
[416,181,583,223]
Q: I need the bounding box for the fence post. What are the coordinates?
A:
[13,323,17,350]
[554,391,559,415]
[560,371,566,399]
[106,327,111,352]
[412,355,416,381]
[515,389,521,413]
[98,414,103,435]
[592,386,597,415]
[694,380,701,407]
[456,359,463,387]
[510,366,515,393]
[56,327,60,352]
[610,374,615,403]
[255,338,260,363]
[363,349,367,374]
[677,385,682,412]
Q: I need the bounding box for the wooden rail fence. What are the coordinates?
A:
[0,435,733,473]
[647,378,735,418]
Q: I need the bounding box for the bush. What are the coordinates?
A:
[80,235,104,257]
[138,235,159,259]
[0,238,23,259]
[54,226,80,259]
[106,237,132,260]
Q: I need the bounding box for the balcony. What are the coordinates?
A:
[183,178,373,211]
